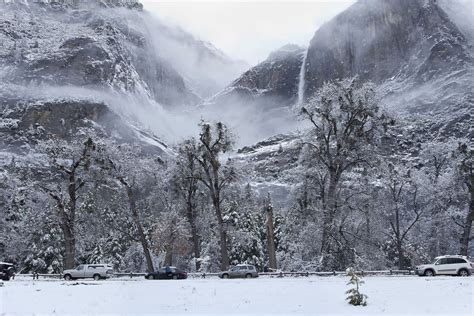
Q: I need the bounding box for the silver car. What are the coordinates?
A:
[63,264,114,281]
[415,255,473,277]
[218,264,259,279]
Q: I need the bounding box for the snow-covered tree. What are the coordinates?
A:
[298,77,393,267]
[36,134,97,269]
[152,209,190,267]
[453,142,473,256]
[345,268,367,306]
[379,162,429,269]
[194,121,237,270]
[171,138,203,270]
[98,142,163,273]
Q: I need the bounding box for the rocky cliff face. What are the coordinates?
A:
[212,0,472,140]
[0,0,248,158]
[303,0,471,96]
[0,1,201,107]
[223,0,473,201]
[210,45,304,109]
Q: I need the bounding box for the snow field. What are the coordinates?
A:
[0,276,472,315]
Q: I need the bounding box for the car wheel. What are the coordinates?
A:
[172,275,178,280]
[424,269,434,277]
[245,274,252,279]
[458,269,470,277]
[147,275,154,280]
[222,274,229,279]
[93,274,101,281]
[64,274,72,281]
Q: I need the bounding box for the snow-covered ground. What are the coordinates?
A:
[0,276,472,315]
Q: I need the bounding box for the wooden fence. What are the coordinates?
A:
[13,269,416,280]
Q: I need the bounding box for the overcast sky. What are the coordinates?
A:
[141,0,355,65]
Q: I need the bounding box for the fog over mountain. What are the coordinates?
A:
[2,0,471,148]
[0,0,472,282]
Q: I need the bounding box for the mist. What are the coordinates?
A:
[141,0,356,65]
[438,0,474,43]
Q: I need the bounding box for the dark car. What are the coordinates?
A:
[145,266,187,280]
[0,262,16,281]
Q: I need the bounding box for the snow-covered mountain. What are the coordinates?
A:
[0,0,247,154]
[208,44,305,109]
[209,0,473,203]
[209,0,472,140]
[1,0,472,164]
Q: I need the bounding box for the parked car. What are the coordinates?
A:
[63,264,114,281]
[145,266,188,280]
[218,264,259,279]
[415,255,474,277]
[0,262,16,281]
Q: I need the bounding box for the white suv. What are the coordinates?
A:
[415,255,473,277]
[63,264,114,281]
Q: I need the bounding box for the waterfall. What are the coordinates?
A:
[297,49,308,106]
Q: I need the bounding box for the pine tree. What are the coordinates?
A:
[345,268,368,306]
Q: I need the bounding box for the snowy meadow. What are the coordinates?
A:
[1,276,473,315]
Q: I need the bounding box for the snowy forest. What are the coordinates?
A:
[1,78,472,274]
[0,0,473,275]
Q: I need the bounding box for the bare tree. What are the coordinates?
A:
[172,139,202,270]
[195,122,236,271]
[152,210,190,267]
[100,144,160,273]
[38,136,95,269]
[299,78,392,257]
[380,164,426,269]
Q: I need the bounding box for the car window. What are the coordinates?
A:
[448,258,466,264]
[76,265,84,270]
[247,266,255,270]
[239,266,247,270]
[88,265,103,269]
[158,268,166,273]
[231,266,239,271]
[437,258,448,265]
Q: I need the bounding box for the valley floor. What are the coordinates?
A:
[0,276,472,315]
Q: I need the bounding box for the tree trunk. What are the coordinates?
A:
[164,246,173,266]
[61,220,76,270]
[213,197,229,271]
[395,238,406,269]
[186,198,201,271]
[63,172,78,269]
[460,182,474,256]
[321,171,339,254]
[123,182,154,273]
[265,203,277,270]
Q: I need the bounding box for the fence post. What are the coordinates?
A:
[305,272,309,277]
[202,273,206,279]
[333,271,336,276]
[129,272,133,279]
[278,271,283,278]
[390,269,392,275]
